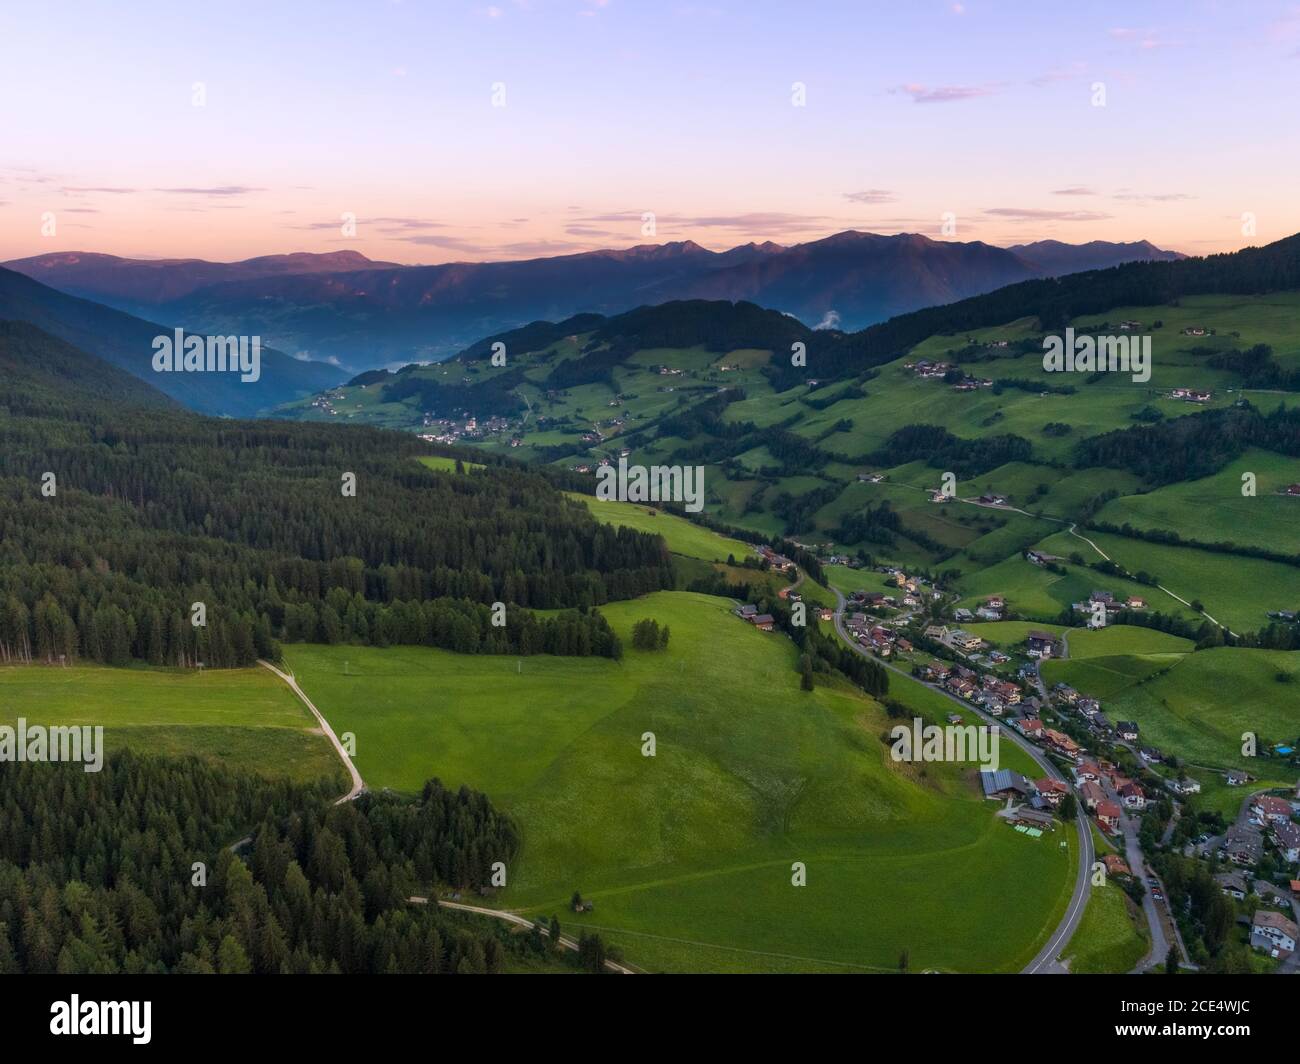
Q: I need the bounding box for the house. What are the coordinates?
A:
[1225,770,1248,786]
[985,596,1005,610]
[923,625,949,642]
[1125,597,1147,610]
[735,604,758,619]
[948,629,984,651]
[1026,630,1056,658]
[953,608,973,623]
[1222,825,1265,867]
[1008,806,1056,829]
[1095,800,1122,831]
[946,713,964,725]
[1116,721,1140,741]
[1119,782,1147,811]
[1250,910,1298,956]
[1272,820,1300,864]
[1035,778,1068,806]
[1251,795,1293,826]
[1018,718,1044,738]
[817,608,834,622]
[1077,698,1101,717]
[1079,781,1106,810]
[1254,880,1293,906]
[1052,684,1080,704]
[925,661,952,682]
[1215,872,1249,900]
[1166,776,1201,796]
[1075,761,1102,783]
[1102,854,1131,878]
[975,606,1002,621]
[895,637,914,653]
[750,614,775,632]
[1285,483,1300,497]
[1043,729,1080,758]
[981,769,1032,800]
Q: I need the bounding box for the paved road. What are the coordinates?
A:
[259,659,366,803]
[830,587,1092,974]
[410,897,636,974]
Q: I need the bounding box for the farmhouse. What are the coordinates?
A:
[750,614,775,632]
[1026,630,1056,658]
[1250,795,1293,826]
[1250,910,1298,956]
[1034,778,1068,805]
[1102,854,1131,878]
[1166,776,1201,796]
[1079,781,1106,810]
[1225,770,1248,786]
[1215,872,1249,900]
[1095,800,1122,832]
[1222,825,1265,867]
[1272,820,1300,864]
[981,769,1032,800]
[1116,721,1140,741]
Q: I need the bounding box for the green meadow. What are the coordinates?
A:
[1061,881,1148,974]
[0,664,344,785]
[568,493,753,563]
[284,591,1074,973]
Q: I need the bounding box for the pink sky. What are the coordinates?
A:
[3,1,1299,264]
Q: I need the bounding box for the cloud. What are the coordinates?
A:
[984,207,1113,222]
[1111,190,1193,203]
[154,185,266,196]
[893,82,1003,103]
[61,186,136,194]
[843,189,897,204]
[1051,187,1097,196]
[1108,27,1166,49]
[814,309,841,330]
[1030,61,1088,87]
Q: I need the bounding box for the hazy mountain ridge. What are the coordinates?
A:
[6,234,1181,372]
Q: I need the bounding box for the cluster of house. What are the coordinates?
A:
[733,603,775,631]
[952,596,1006,623]
[924,660,1023,715]
[417,414,513,445]
[1169,387,1212,403]
[846,609,913,656]
[757,545,795,573]
[900,358,994,390]
[1071,589,1146,626]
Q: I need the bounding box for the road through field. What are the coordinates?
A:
[259,659,365,803]
[830,586,1092,975]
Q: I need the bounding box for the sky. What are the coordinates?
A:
[2,0,1299,264]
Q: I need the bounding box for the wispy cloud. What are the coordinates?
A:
[843,189,897,204]
[1112,190,1193,203]
[154,185,266,196]
[984,207,1113,222]
[1052,187,1097,196]
[893,82,1003,103]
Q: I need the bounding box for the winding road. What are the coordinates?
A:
[830,587,1093,974]
[260,659,366,803]
[410,897,636,974]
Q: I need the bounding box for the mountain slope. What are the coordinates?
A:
[1008,239,1185,276]
[3,250,400,316]
[0,266,344,417]
[13,234,1179,372]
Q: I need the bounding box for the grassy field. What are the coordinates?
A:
[0,664,345,785]
[284,591,1074,973]
[1034,528,1300,634]
[418,454,485,473]
[1061,881,1148,974]
[1046,645,1300,778]
[569,494,754,563]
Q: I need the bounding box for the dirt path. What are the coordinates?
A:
[259,659,365,803]
[409,897,636,974]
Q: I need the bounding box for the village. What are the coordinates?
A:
[730,555,1300,969]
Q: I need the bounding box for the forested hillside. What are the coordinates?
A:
[0,322,670,668]
[0,752,550,974]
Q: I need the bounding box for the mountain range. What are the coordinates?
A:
[0,265,344,417]
[6,234,1183,373]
